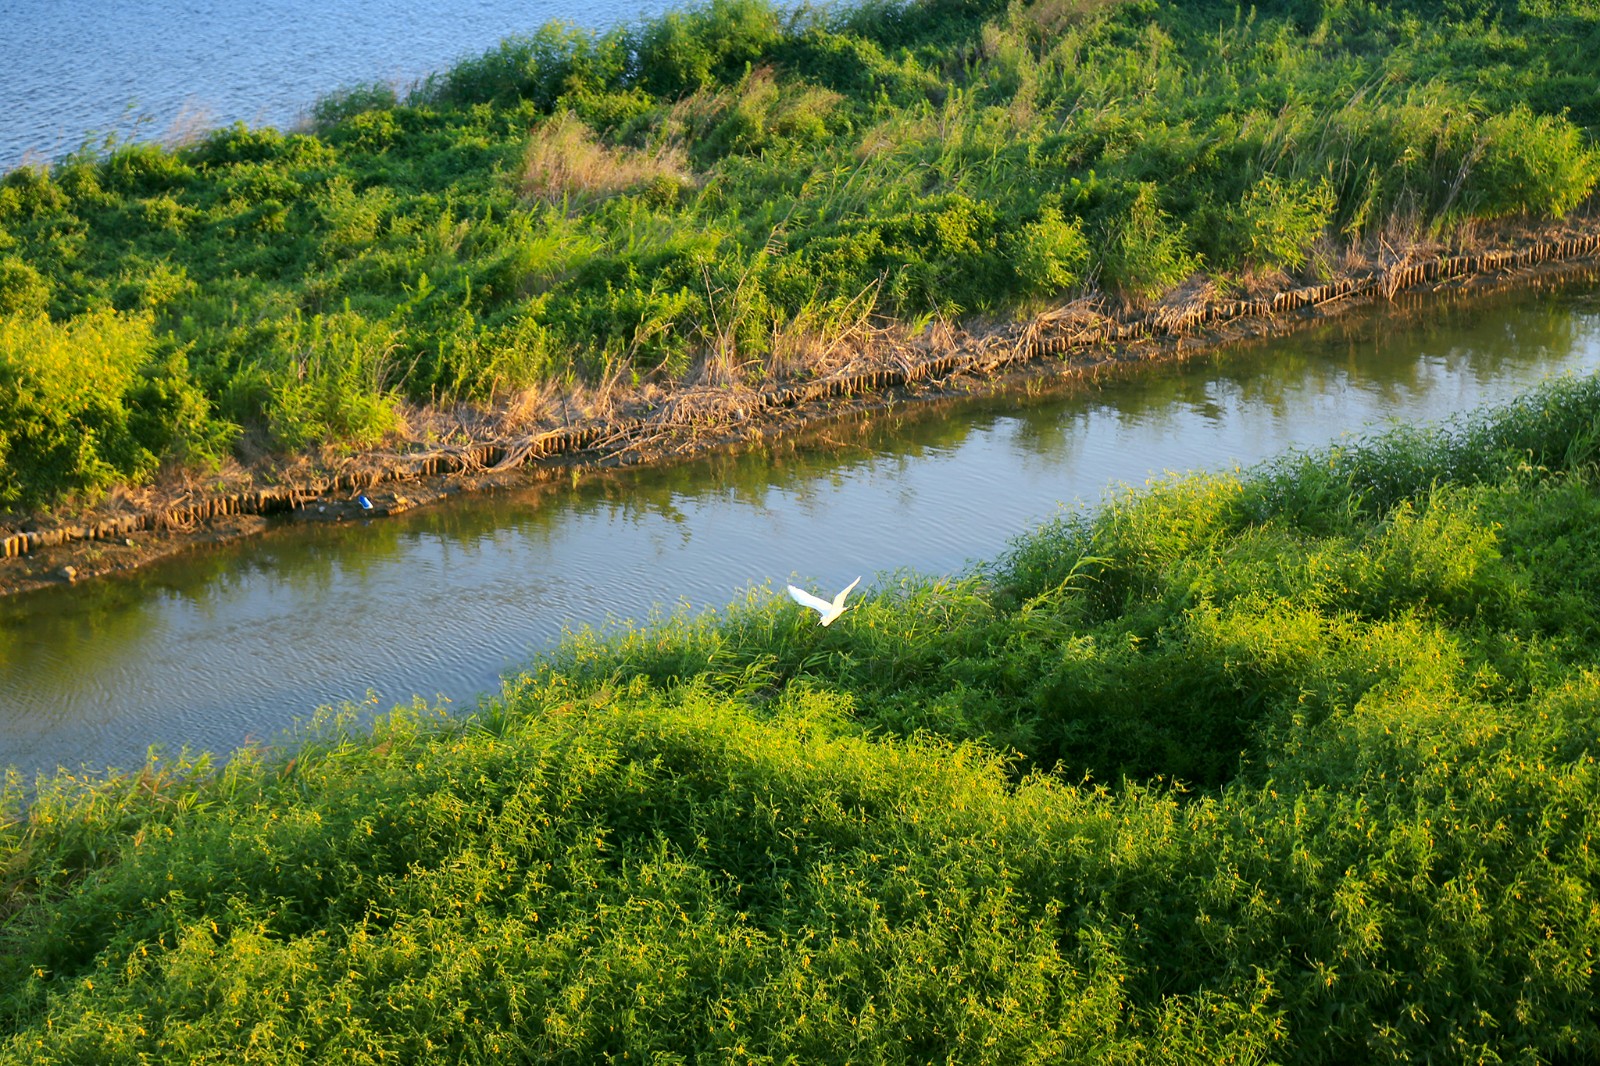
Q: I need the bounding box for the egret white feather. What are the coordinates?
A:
[787,576,862,626]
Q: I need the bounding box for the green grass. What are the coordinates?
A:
[3,0,1600,510]
[5,374,1600,1062]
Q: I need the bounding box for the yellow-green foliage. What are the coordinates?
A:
[0,259,50,317]
[0,310,214,507]
[5,377,1600,1061]
[1472,106,1600,220]
[0,309,147,413]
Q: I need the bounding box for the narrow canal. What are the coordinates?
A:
[3,276,1599,778]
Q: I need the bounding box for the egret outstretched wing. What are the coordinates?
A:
[787,585,834,615]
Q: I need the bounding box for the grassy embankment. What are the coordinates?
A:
[3,0,1600,515]
[4,375,1600,1061]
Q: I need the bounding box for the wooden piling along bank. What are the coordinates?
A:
[5,233,1599,561]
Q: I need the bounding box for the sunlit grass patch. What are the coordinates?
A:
[520,112,692,209]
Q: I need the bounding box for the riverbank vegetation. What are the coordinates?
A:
[3,0,1600,512]
[4,375,1600,1061]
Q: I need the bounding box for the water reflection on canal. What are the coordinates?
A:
[4,278,1600,777]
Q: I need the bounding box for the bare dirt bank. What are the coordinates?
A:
[5,221,1600,597]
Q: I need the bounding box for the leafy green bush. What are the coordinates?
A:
[187,123,293,167]
[1009,207,1092,297]
[632,0,784,98]
[1100,183,1199,303]
[1224,174,1336,271]
[1469,105,1600,219]
[0,166,67,220]
[425,23,627,111]
[0,310,227,509]
[0,258,50,316]
[99,144,195,196]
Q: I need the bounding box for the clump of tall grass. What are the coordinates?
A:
[520,112,692,208]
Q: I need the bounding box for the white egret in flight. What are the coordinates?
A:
[787,577,862,626]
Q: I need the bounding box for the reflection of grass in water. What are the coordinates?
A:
[1029,269,1594,461]
[7,376,1600,1060]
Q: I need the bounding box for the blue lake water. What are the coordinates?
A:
[1,0,672,171]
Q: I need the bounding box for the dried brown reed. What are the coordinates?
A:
[521,112,690,208]
[160,102,219,150]
[1015,0,1132,37]
[1150,277,1220,332]
[495,382,564,432]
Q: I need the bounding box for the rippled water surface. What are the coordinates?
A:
[4,278,1600,776]
[1,0,671,170]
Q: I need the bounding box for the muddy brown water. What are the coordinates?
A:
[4,277,1600,780]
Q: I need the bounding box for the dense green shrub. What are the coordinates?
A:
[1224,174,1337,271]
[0,166,67,220]
[423,23,629,111]
[1469,105,1600,219]
[1009,208,1091,297]
[1100,183,1199,302]
[0,258,49,316]
[0,310,228,508]
[99,144,196,196]
[188,123,294,167]
[632,0,785,97]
